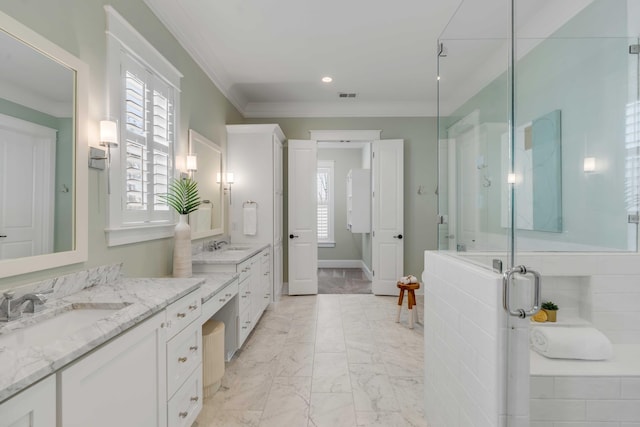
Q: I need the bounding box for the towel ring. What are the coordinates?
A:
[243,200,258,207]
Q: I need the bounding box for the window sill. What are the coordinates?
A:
[105,223,175,247]
[318,242,336,248]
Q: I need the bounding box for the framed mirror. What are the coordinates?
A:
[0,10,88,278]
[188,129,224,239]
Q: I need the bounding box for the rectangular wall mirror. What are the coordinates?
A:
[188,129,224,239]
[0,10,88,278]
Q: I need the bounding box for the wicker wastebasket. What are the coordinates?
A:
[202,319,225,398]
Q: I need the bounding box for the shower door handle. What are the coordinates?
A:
[502,265,541,318]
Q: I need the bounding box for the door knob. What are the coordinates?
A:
[289,234,299,239]
[393,234,403,239]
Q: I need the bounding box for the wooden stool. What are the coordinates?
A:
[396,282,420,328]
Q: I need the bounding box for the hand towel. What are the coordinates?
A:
[196,203,212,232]
[530,326,613,360]
[243,204,257,235]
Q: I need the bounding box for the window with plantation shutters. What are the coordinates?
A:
[105,6,182,246]
[121,56,174,224]
[317,161,334,245]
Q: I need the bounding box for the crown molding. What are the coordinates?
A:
[243,101,436,118]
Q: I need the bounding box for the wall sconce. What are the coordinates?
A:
[217,172,235,204]
[507,173,517,184]
[89,120,119,194]
[186,154,198,178]
[583,157,596,173]
[99,120,119,147]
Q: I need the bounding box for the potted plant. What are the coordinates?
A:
[161,177,201,278]
[541,301,559,322]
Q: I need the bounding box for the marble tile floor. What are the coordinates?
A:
[194,293,426,427]
[317,268,372,294]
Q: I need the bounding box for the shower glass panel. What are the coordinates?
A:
[514,0,639,253]
[437,0,640,424]
[437,0,511,254]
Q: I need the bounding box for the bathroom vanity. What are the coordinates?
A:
[193,244,271,352]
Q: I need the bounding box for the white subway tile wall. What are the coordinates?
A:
[423,252,509,427]
[530,375,640,424]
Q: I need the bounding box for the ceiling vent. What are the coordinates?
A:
[338,93,357,98]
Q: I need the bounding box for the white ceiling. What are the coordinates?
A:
[144,0,462,118]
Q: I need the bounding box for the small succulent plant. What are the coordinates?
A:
[541,301,558,311]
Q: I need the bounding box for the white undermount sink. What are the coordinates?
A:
[0,303,129,350]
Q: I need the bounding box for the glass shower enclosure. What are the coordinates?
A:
[436,0,640,424]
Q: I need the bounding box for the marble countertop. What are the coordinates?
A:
[191,243,270,265]
[194,272,239,304]
[0,277,203,403]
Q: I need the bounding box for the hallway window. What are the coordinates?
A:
[317,160,335,246]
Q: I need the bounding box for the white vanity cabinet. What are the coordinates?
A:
[227,124,285,301]
[59,290,202,427]
[59,310,168,427]
[346,169,371,233]
[0,375,56,427]
[193,247,271,348]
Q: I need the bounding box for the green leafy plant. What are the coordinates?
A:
[160,177,201,215]
[541,301,558,311]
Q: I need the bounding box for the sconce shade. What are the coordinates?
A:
[186,154,198,171]
[216,172,234,184]
[583,157,596,172]
[99,120,118,147]
[507,173,516,184]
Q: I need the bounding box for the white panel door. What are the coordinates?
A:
[372,139,404,295]
[288,140,318,295]
[0,114,55,260]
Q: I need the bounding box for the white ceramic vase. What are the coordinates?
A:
[173,214,192,277]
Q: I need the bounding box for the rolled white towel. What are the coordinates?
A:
[399,275,418,285]
[530,326,613,360]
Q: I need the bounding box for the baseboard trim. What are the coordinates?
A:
[318,260,373,281]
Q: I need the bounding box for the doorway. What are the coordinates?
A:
[288,133,404,296]
[317,142,372,294]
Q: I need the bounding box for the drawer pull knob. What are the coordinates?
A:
[189,304,198,310]
[219,298,226,302]
[241,295,247,298]
[178,356,188,363]
[264,273,269,276]
[190,346,198,351]
[225,293,233,297]
[246,291,251,294]
[242,326,248,329]
[179,411,188,418]
[176,313,186,318]
[190,396,199,402]
[245,321,251,324]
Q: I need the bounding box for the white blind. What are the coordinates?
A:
[317,167,330,241]
[122,54,174,224]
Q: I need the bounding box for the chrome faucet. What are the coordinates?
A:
[0,290,51,322]
[204,240,229,251]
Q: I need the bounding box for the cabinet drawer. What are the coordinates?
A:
[166,290,201,339]
[237,259,252,282]
[167,364,202,427]
[201,279,239,322]
[239,308,252,346]
[238,280,250,313]
[167,320,202,398]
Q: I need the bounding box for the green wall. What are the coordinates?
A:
[246,117,439,281]
[0,0,242,288]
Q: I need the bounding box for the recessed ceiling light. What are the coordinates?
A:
[321,76,333,83]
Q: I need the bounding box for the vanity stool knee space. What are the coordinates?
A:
[396,282,420,328]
